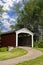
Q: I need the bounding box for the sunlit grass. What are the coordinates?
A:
[16,48,43,65]
[0,48,27,60]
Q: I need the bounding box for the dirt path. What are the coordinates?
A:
[0,47,42,65]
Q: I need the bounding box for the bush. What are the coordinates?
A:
[34,42,38,48]
[38,40,43,48]
[0,47,8,52]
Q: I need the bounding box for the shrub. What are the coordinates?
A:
[0,47,8,52]
[38,40,43,48]
[34,42,38,48]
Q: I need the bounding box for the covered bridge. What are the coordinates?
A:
[1,28,33,48]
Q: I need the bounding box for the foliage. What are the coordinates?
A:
[10,2,22,15]
[36,48,43,52]
[38,40,43,48]
[11,0,43,32]
[0,47,8,52]
[33,42,38,48]
[34,40,43,48]
[0,5,5,34]
[0,6,4,15]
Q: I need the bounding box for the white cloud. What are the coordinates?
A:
[0,1,4,6]
[2,14,16,28]
[10,18,16,22]
[2,20,10,29]
[2,20,10,27]
[3,3,10,10]
[10,18,16,25]
[2,12,10,18]
[16,0,21,3]
[1,0,22,32]
[1,0,22,10]
[3,0,14,3]
[2,13,11,29]
[3,0,13,10]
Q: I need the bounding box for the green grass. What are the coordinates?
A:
[35,48,43,52]
[16,48,43,65]
[0,48,27,60]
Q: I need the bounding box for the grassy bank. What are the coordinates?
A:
[0,48,27,60]
[16,48,43,65]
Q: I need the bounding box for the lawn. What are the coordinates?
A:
[16,48,43,65]
[0,48,27,60]
[35,48,43,52]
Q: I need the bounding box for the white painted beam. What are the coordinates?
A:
[16,33,18,47]
[32,35,33,48]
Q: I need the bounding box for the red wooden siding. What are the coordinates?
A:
[1,32,16,47]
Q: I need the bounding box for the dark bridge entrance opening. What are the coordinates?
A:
[18,33,32,47]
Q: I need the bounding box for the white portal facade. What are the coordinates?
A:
[16,28,34,48]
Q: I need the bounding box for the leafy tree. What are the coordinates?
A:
[0,6,3,35]
[0,5,5,33]
[11,2,22,16]
[15,0,43,31]
[0,5,5,46]
[11,0,43,41]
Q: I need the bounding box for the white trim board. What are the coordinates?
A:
[16,28,34,48]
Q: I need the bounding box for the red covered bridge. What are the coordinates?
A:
[1,28,33,48]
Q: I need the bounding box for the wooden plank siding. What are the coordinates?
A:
[1,32,16,47]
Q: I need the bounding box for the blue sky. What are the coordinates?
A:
[0,0,23,32]
[1,0,29,32]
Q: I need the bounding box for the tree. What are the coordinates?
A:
[14,0,43,29]
[0,5,5,33]
[11,2,22,16]
[0,6,3,34]
[11,0,43,41]
[10,1,25,29]
[0,6,4,34]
